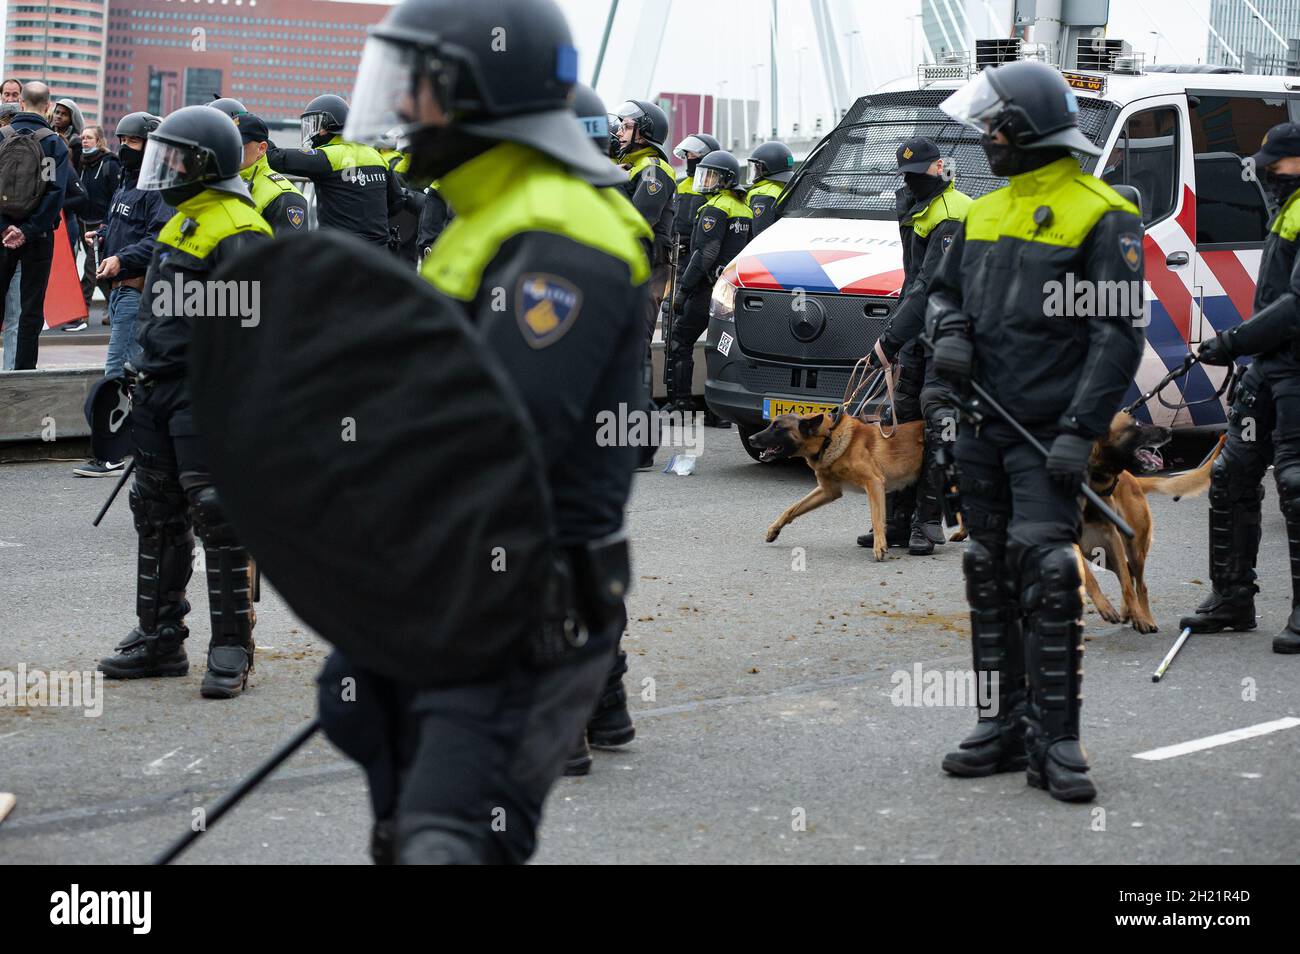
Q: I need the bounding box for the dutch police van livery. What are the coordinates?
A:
[703,59,1300,461]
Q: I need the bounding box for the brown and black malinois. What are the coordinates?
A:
[750,409,925,561]
[1079,411,1225,634]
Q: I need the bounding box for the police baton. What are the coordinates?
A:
[961,379,1135,540]
[93,458,135,527]
[1152,626,1193,682]
[153,718,320,865]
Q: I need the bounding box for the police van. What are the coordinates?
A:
[703,53,1300,462]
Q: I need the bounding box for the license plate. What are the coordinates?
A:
[762,397,839,420]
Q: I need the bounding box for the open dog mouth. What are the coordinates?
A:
[758,446,783,462]
[1134,447,1164,472]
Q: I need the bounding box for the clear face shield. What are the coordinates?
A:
[674,135,708,161]
[746,159,764,186]
[939,71,1008,135]
[614,101,645,151]
[301,112,334,148]
[343,35,458,147]
[136,138,204,192]
[692,165,726,194]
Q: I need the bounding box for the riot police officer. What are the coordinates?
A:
[613,99,676,339]
[671,132,719,263]
[233,114,308,235]
[96,105,273,698]
[860,137,971,556]
[209,97,248,121]
[666,150,752,413]
[1187,121,1300,654]
[928,61,1145,801]
[266,94,402,245]
[329,0,650,863]
[744,140,793,237]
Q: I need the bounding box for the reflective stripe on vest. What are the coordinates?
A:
[421,142,651,301]
[701,189,754,220]
[241,156,303,215]
[964,157,1138,247]
[158,189,272,261]
[1271,187,1300,242]
[319,136,390,174]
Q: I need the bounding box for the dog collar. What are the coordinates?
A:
[811,407,846,464]
[1095,473,1120,498]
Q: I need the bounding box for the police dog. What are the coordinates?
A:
[1079,412,1225,634]
[751,409,925,561]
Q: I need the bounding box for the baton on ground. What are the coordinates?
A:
[92,458,136,527]
[153,718,320,865]
[964,379,1136,541]
[1152,626,1193,683]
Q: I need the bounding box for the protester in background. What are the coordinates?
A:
[0,81,72,370]
[77,125,120,317]
[50,99,84,174]
[0,102,18,370]
[0,79,20,104]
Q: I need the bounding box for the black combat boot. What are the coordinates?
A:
[588,648,635,748]
[908,520,935,556]
[1274,472,1300,654]
[943,539,1027,776]
[1179,468,1261,633]
[564,732,592,776]
[1021,544,1095,803]
[858,484,916,550]
[99,473,195,679]
[199,541,256,699]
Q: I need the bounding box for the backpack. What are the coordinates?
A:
[0,125,57,219]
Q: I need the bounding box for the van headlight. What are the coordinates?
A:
[710,277,737,322]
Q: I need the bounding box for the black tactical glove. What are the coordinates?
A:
[1045,433,1094,496]
[932,334,973,386]
[1197,331,1236,367]
[672,289,687,315]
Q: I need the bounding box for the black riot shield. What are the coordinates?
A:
[188,231,555,687]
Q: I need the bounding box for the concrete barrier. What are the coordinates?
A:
[0,367,101,446]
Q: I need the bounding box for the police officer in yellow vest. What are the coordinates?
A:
[266,94,403,246]
[744,140,793,237]
[232,114,308,234]
[928,62,1145,802]
[860,137,972,557]
[612,99,676,337]
[671,132,719,264]
[1188,122,1300,653]
[97,105,273,699]
[332,0,650,863]
[667,149,752,413]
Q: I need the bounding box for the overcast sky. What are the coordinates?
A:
[2,0,1218,135]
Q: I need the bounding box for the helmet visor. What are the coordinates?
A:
[136,138,205,192]
[939,72,1007,134]
[693,165,725,194]
[343,35,457,147]
[615,101,646,124]
[674,135,709,160]
[301,112,333,147]
[746,159,765,186]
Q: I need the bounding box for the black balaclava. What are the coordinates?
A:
[903,171,947,204]
[161,183,204,206]
[406,127,497,187]
[118,143,143,174]
[1265,168,1300,206]
[981,137,1070,178]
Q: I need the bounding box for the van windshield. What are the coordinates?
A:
[781,87,1119,219]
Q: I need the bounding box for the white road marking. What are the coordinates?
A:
[143,748,181,775]
[0,540,22,548]
[1133,717,1300,761]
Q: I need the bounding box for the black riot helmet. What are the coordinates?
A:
[613,98,670,161]
[748,140,794,184]
[343,0,622,187]
[209,96,249,120]
[693,149,742,195]
[115,111,161,141]
[136,104,251,204]
[571,82,614,155]
[941,60,1100,156]
[301,93,349,147]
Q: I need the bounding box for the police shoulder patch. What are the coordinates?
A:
[286,205,306,229]
[299,147,317,155]
[754,203,765,216]
[1119,233,1142,272]
[646,177,662,195]
[515,274,583,349]
[701,215,716,232]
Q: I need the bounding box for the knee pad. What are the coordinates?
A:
[129,467,190,541]
[1277,466,1300,520]
[1022,544,1083,620]
[1211,453,1266,508]
[185,483,237,545]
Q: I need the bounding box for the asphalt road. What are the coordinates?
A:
[1,427,1297,864]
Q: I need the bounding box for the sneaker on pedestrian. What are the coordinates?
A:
[73,459,125,478]
[62,320,89,332]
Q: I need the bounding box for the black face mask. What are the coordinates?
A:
[980,136,1069,178]
[161,183,204,207]
[1265,171,1300,205]
[404,126,495,186]
[686,156,700,176]
[118,144,142,173]
[903,171,946,204]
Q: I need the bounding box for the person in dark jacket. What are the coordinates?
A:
[76,125,121,309]
[416,182,450,261]
[0,81,73,370]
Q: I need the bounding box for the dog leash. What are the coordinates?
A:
[1122,354,1238,416]
[841,341,899,438]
